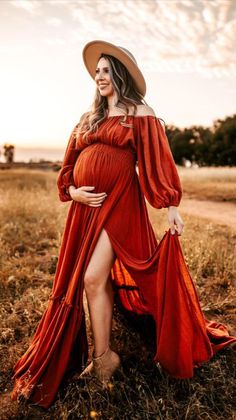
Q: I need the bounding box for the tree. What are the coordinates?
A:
[3,144,15,164]
[211,115,236,166]
[165,114,236,166]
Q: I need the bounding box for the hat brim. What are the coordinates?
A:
[82,40,146,97]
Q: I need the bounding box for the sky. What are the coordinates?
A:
[0,0,236,149]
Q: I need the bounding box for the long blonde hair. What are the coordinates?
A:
[76,53,148,145]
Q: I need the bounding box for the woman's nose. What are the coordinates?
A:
[95,73,101,81]
[97,73,104,80]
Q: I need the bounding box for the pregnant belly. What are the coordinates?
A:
[73,143,136,194]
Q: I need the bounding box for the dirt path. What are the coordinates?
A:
[179,198,236,230]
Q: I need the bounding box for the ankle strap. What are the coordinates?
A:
[93,345,110,359]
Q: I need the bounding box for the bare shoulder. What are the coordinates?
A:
[134,104,156,117]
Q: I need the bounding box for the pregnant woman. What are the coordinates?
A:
[11,40,236,409]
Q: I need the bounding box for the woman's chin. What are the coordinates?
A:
[98,88,113,97]
[100,91,111,97]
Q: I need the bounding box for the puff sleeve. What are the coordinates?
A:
[57,123,80,202]
[136,116,182,209]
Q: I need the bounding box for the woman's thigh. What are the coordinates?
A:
[84,228,116,289]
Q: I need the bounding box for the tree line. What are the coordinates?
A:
[166,113,236,166]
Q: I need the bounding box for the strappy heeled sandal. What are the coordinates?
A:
[78,345,121,388]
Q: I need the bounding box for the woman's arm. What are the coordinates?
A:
[135,108,184,235]
[57,123,80,202]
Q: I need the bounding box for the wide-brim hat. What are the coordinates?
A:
[82,40,146,97]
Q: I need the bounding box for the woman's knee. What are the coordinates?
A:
[84,270,101,294]
[83,229,116,295]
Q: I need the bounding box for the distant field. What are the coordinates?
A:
[178,166,236,202]
[0,167,235,420]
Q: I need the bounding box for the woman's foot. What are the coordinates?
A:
[77,360,94,379]
[77,346,121,387]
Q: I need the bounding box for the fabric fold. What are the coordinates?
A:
[57,123,81,202]
[135,116,182,208]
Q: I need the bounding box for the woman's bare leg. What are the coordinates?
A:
[84,228,116,357]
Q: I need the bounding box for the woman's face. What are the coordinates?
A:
[95,57,114,98]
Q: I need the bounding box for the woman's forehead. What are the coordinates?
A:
[96,56,110,67]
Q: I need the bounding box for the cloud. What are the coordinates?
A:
[6,0,236,79]
[10,0,41,14]
[64,0,236,78]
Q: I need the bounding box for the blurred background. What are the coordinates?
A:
[0,0,235,163]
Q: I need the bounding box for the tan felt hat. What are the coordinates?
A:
[82,40,146,97]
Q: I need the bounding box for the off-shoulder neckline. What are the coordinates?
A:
[106,114,156,118]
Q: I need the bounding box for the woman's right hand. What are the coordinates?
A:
[69,185,108,207]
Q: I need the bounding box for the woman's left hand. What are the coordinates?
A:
[168,206,184,235]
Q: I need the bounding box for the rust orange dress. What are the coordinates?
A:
[11,115,236,408]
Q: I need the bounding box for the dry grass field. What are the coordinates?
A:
[0,167,235,420]
[178,166,236,203]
